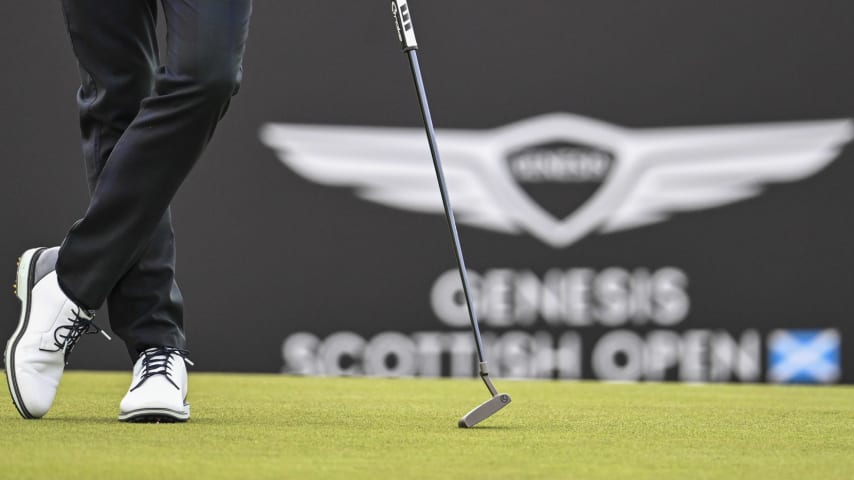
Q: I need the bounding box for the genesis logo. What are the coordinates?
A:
[260,113,853,248]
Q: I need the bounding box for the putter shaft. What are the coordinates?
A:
[406,50,487,365]
[392,0,511,428]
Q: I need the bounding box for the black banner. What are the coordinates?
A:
[2,1,852,384]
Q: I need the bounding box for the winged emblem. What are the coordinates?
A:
[260,113,853,248]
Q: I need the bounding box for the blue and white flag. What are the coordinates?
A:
[768,329,841,384]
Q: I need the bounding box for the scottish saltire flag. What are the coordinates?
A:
[768,330,841,384]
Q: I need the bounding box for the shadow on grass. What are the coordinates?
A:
[459,425,521,431]
[38,416,120,425]
[36,418,223,427]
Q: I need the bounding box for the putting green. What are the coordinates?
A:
[1,372,852,479]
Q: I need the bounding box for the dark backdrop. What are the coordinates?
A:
[1,1,852,383]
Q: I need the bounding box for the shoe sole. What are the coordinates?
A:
[4,248,46,420]
[118,406,190,423]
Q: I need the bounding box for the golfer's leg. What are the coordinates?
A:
[56,0,252,312]
[3,0,168,421]
[61,0,158,190]
[108,213,185,359]
[60,0,187,359]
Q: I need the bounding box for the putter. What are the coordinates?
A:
[391,0,511,428]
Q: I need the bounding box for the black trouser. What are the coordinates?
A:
[56,0,252,360]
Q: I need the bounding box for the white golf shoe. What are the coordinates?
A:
[118,346,192,422]
[4,247,110,419]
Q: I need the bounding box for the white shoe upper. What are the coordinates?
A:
[6,248,189,422]
[119,347,191,421]
[5,248,107,419]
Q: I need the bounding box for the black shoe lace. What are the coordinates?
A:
[53,308,111,364]
[130,347,194,392]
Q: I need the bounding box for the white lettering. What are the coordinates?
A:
[432,267,691,328]
[592,331,645,381]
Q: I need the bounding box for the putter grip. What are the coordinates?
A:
[391,0,418,51]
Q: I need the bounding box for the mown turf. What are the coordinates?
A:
[0,372,852,479]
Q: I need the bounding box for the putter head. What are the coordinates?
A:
[458,393,511,428]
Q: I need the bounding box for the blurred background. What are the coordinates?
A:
[1,1,852,384]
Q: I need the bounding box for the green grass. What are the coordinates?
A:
[0,372,852,479]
